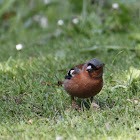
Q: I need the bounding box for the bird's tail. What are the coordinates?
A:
[55,75,64,86]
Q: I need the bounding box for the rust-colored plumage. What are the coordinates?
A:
[63,58,104,110]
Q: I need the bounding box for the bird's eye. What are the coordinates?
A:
[95,67,99,70]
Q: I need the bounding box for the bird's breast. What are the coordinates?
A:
[64,73,103,98]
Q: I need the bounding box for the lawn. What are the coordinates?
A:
[0,0,140,139]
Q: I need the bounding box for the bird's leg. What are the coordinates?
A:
[90,96,99,111]
[69,96,81,111]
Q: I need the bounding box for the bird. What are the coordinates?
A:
[63,58,104,110]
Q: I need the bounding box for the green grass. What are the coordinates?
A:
[0,0,140,139]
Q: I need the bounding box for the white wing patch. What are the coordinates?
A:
[66,67,81,79]
[70,70,75,77]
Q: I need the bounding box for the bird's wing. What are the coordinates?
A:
[65,63,86,79]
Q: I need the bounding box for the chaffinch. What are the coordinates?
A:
[63,58,104,110]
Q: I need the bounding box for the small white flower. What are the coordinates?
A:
[40,17,48,28]
[112,3,119,9]
[44,0,51,4]
[16,44,23,51]
[72,18,79,24]
[56,135,63,140]
[57,20,64,26]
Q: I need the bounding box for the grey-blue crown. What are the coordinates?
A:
[89,58,103,67]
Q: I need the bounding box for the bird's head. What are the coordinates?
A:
[86,58,104,78]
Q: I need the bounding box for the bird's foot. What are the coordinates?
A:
[92,102,99,111]
[69,102,81,111]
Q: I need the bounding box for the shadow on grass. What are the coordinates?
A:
[74,97,116,111]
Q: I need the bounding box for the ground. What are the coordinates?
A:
[0,0,140,139]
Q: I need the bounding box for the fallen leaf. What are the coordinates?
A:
[47,83,53,86]
[28,119,33,124]
[41,82,58,86]
[41,82,47,84]
[105,123,110,130]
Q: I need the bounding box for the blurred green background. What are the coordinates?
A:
[0,0,140,61]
